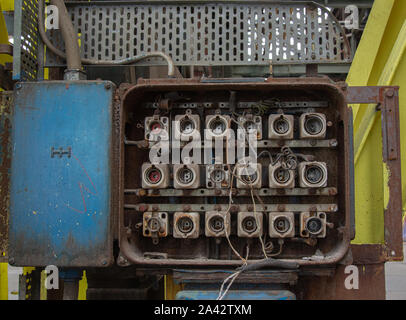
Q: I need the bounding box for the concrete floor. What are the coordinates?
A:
[385,242,406,300]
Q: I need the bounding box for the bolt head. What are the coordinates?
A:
[330,139,338,147]
[386,89,395,97]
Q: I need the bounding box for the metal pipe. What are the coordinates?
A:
[119,231,350,266]
[49,0,81,71]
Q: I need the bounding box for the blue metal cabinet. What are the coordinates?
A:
[9,81,115,267]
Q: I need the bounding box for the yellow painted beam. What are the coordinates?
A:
[346,0,394,86]
[346,0,394,125]
[164,275,183,300]
[0,0,13,11]
[0,263,7,300]
[0,4,12,65]
[354,20,406,164]
[352,118,384,244]
[78,271,87,300]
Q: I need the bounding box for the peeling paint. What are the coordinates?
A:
[383,162,391,210]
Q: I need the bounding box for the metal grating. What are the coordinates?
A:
[13,0,39,80]
[45,1,351,67]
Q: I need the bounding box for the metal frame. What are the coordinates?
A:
[346,85,403,261]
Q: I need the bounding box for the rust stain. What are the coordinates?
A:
[0,92,12,262]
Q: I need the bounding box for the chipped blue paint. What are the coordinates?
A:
[9,81,114,267]
[175,290,296,300]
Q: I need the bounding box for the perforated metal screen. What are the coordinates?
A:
[45,1,351,67]
[13,0,39,80]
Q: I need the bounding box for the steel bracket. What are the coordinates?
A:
[346,86,403,261]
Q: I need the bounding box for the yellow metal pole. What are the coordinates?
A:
[164,275,183,300]
[0,0,13,11]
[347,0,406,244]
[78,271,87,300]
[0,263,7,299]
[346,0,394,126]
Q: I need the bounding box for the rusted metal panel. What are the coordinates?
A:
[350,244,387,264]
[0,91,12,262]
[119,78,352,267]
[346,86,387,104]
[125,203,339,213]
[297,263,386,300]
[381,89,403,260]
[124,187,338,197]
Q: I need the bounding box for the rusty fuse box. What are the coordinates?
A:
[118,77,352,267]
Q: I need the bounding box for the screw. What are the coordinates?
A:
[330,139,338,147]
[330,204,338,212]
[329,188,338,196]
[386,89,394,98]
[101,260,107,266]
